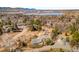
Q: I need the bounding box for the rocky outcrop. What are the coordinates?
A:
[31,35,50,48]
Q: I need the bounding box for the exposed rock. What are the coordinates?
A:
[31,35,51,48]
[52,35,71,50]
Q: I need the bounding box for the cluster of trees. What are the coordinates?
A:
[0,17,43,35]
[0,18,19,35]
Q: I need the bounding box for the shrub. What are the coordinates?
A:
[30,19,42,31]
[59,16,65,21]
[70,31,79,47]
[51,26,61,39]
[11,23,19,32]
[76,17,79,24]
[0,19,3,35]
[69,23,78,34]
[45,38,54,45]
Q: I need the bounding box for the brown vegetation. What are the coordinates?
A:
[0,11,79,52]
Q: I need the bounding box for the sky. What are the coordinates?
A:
[0,0,79,9]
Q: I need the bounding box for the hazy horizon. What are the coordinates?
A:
[0,0,79,10]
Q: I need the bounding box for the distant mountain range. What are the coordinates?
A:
[0,7,36,12]
[0,7,79,15]
[0,7,57,15]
